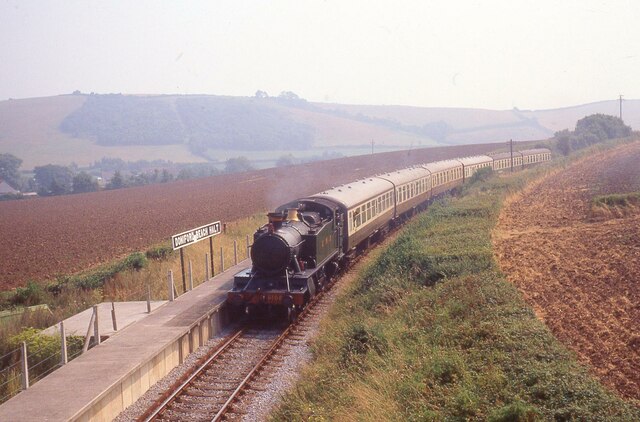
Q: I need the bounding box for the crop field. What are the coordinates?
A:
[494,141,640,401]
[0,143,506,290]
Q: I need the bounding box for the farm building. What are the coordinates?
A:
[0,179,19,195]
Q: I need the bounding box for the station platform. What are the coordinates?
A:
[43,301,167,338]
[0,260,250,422]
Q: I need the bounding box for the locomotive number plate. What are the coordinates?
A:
[264,294,282,305]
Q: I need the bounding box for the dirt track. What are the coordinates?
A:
[0,143,503,290]
[494,142,640,402]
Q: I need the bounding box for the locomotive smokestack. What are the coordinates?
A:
[267,212,286,228]
[286,208,300,221]
[268,212,285,222]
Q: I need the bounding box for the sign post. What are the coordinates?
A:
[171,221,222,292]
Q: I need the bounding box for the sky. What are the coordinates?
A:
[1,0,639,110]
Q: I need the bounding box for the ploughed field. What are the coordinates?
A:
[0,143,502,289]
[494,142,640,402]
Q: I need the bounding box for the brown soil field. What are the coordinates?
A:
[494,142,640,402]
[0,143,504,290]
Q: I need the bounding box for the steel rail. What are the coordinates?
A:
[211,323,295,420]
[211,286,327,421]
[141,329,245,422]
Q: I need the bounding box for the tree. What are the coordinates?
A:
[34,164,73,195]
[554,129,574,156]
[553,114,633,156]
[276,154,296,167]
[575,114,632,141]
[72,171,99,193]
[107,171,125,189]
[278,91,301,101]
[177,168,194,180]
[160,169,173,183]
[0,153,22,188]
[254,90,269,98]
[224,157,254,174]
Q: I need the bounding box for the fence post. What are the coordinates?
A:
[188,260,193,291]
[246,235,250,259]
[220,247,225,272]
[233,240,238,265]
[147,285,151,313]
[111,302,117,331]
[168,270,175,301]
[93,305,101,345]
[20,341,29,390]
[209,237,215,276]
[179,248,187,293]
[82,310,96,353]
[60,322,68,365]
[205,253,210,281]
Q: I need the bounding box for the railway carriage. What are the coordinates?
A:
[423,159,464,197]
[520,148,552,166]
[457,155,494,180]
[377,166,433,220]
[311,177,394,254]
[490,151,517,171]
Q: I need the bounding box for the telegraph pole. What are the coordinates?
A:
[509,139,514,173]
[619,94,623,120]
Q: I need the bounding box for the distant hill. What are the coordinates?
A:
[0,93,636,169]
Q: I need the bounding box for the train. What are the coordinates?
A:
[227,148,551,320]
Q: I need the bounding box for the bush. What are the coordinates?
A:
[12,281,48,307]
[338,323,386,369]
[2,327,84,401]
[488,400,541,422]
[146,244,174,260]
[554,114,632,156]
[122,252,147,271]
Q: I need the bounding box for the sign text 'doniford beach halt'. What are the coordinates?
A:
[171,221,221,250]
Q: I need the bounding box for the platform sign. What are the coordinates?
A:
[171,221,221,250]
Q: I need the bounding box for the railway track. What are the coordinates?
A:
[139,285,335,422]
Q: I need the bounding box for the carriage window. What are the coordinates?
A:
[353,209,361,229]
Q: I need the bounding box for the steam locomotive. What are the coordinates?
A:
[227,149,551,319]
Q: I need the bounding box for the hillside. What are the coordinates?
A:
[0,93,637,169]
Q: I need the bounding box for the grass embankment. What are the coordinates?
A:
[272,168,640,420]
[590,192,640,219]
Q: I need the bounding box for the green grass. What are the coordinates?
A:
[271,161,640,420]
[592,192,640,208]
